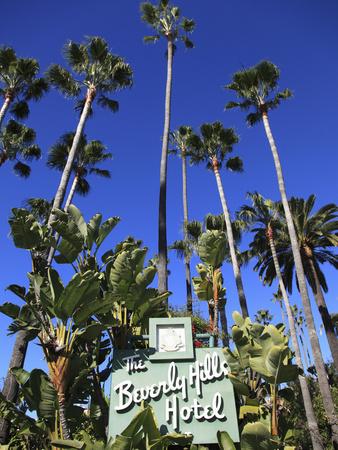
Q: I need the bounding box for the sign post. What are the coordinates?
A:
[108,318,239,444]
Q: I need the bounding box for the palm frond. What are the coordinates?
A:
[89,168,111,178]
[0,46,16,70]
[13,161,30,178]
[10,101,29,119]
[226,156,243,172]
[46,64,80,97]
[76,177,90,196]
[97,95,119,113]
[24,77,49,101]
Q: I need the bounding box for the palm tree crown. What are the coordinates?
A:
[225,60,292,126]
[189,121,243,171]
[47,36,132,112]
[255,195,338,293]
[47,132,112,196]
[0,119,41,177]
[0,46,48,121]
[169,125,196,157]
[141,0,195,47]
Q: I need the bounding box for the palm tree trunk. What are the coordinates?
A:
[0,95,11,128]
[212,268,220,342]
[306,253,338,371]
[158,38,173,295]
[0,330,29,445]
[47,88,95,228]
[64,174,79,211]
[182,150,193,313]
[47,174,80,265]
[262,110,338,447]
[219,300,229,347]
[212,159,249,318]
[268,229,324,449]
[299,332,311,369]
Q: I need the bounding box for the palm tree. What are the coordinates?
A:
[46,36,132,226]
[189,121,249,318]
[226,60,338,446]
[170,126,197,312]
[256,195,338,370]
[238,192,324,449]
[0,119,41,177]
[254,309,273,325]
[141,0,195,294]
[0,46,48,127]
[47,132,112,210]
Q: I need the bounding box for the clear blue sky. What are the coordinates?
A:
[1,0,337,381]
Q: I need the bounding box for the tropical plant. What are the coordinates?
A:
[237,192,324,448]
[254,309,273,325]
[0,46,48,127]
[0,205,168,445]
[46,36,132,225]
[189,121,249,318]
[192,230,228,345]
[0,119,41,177]
[141,0,195,294]
[225,60,338,446]
[170,125,198,313]
[51,402,193,450]
[47,132,112,211]
[224,312,299,446]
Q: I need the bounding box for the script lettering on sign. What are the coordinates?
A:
[114,352,228,430]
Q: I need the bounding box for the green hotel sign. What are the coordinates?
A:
[109,319,239,444]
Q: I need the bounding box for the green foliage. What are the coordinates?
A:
[46,36,132,110]
[0,46,48,117]
[225,60,292,126]
[48,133,112,196]
[0,120,41,177]
[224,312,299,447]
[141,1,195,49]
[53,403,193,450]
[189,122,242,171]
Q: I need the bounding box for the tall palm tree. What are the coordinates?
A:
[0,119,41,177]
[226,60,338,446]
[170,126,197,312]
[141,0,195,294]
[255,195,338,370]
[46,36,132,226]
[0,46,48,127]
[238,192,324,449]
[47,132,112,210]
[189,121,249,318]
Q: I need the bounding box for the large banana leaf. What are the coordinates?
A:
[9,208,44,249]
[54,270,101,321]
[197,230,227,267]
[12,368,57,421]
[241,422,278,449]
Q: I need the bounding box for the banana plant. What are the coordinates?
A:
[2,205,169,443]
[51,402,193,450]
[192,230,228,344]
[224,312,299,445]
[49,204,120,272]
